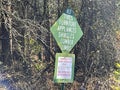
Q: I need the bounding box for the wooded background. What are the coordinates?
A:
[0,0,120,90]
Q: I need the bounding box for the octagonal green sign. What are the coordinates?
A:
[50,9,83,52]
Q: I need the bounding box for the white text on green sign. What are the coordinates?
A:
[50,9,83,53]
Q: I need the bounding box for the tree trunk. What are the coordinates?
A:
[41,0,50,62]
[1,0,12,65]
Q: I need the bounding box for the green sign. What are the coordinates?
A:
[50,9,83,53]
[54,53,75,83]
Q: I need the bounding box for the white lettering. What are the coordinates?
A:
[58,20,76,27]
[58,32,74,39]
[63,14,73,21]
[60,38,73,45]
[57,26,65,31]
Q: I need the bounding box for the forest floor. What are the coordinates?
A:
[0,61,119,90]
[0,65,115,90]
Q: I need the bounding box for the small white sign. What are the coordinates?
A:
[54,53,75,83]
[57,57,72,79]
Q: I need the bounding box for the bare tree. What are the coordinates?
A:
[1,0,13,65]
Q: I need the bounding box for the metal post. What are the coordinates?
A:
[61,83,64,90]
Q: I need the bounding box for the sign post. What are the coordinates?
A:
[50,8,83,89]
[61,83,64,90]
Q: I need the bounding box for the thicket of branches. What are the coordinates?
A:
[0,0,120,90]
